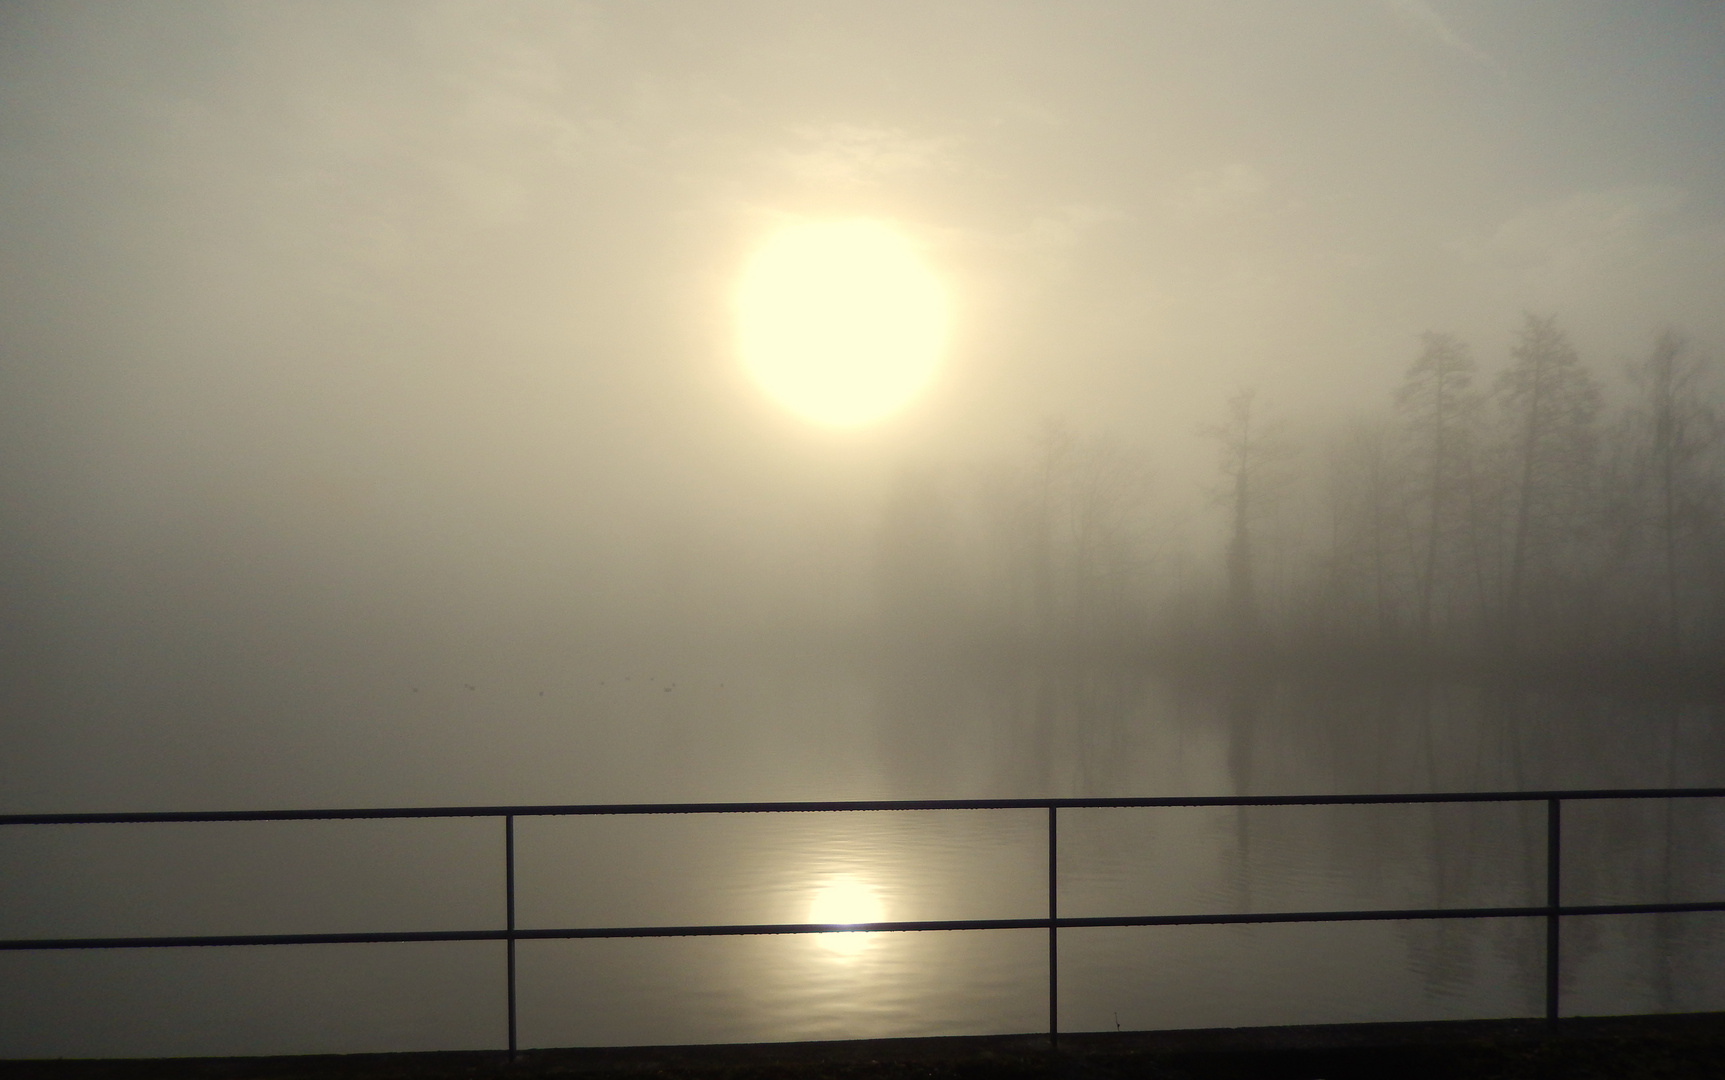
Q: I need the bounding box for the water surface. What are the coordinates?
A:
[4,666,1724,1056]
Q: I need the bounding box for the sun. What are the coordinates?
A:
[735,219,948,427]
[808,874,886,957]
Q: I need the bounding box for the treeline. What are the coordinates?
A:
[875,315,1725,672]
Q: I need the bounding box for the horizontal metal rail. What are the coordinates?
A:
[8,900,1725,953]
[5,787,1724,1054]
[7,786,1725,825]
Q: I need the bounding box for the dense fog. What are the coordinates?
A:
[3,0,1724,1060]
[881,316,1725,667]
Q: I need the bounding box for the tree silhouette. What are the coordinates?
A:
[1315,420,1410,642]
[1396,332,1482,647]
[1615,332,1722,654]
[1205,389,1296,652]
[1496,314,1602,652]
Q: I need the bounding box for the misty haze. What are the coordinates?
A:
[3,1,1725,1063]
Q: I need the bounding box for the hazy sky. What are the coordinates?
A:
[3,0,1724,809]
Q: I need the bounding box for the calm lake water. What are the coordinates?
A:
[4,662,1724,1058]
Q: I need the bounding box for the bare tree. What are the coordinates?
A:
[1496,314,1602,651]
[1011,421,1156,649]
[1396,332,1482,647]
[1616,332,1722,654]
[1315,420,1412,642]
[1205,388,1296,650]
[1028,420,1076,646]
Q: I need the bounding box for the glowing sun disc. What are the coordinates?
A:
[736,220,948,427]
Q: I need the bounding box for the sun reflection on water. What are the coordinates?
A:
[807,874,885,958]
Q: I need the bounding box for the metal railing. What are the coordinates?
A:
[5,787,1725,1054]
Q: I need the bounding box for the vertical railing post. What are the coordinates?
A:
[506,813,518,1058]
[1546,797,1561,1025]
[1048,804,1059,1050]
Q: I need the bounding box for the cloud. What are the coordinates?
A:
[1455,186,1686,290]
[1019,202,1130,248]
[1163,164,1273,226]
[1442,186,1725,339]
[1381,0,1497,69]
[776,123,952,185]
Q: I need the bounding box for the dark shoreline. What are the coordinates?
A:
[10,1012,1725,1079]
